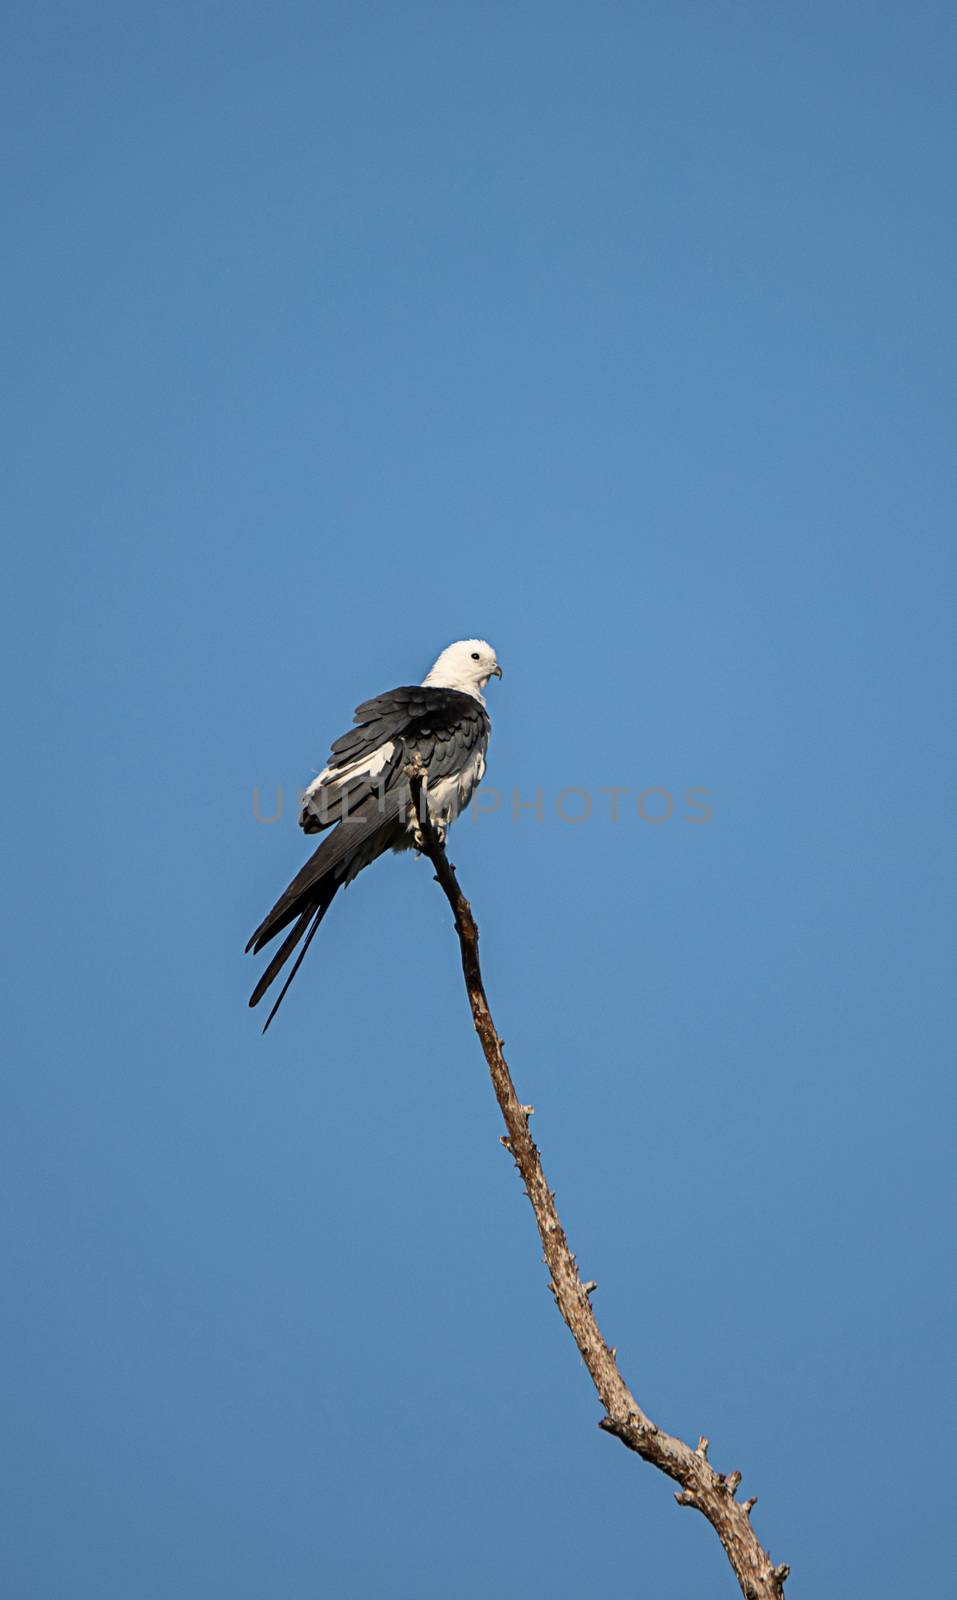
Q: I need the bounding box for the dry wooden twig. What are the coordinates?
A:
[406,759,789,1600]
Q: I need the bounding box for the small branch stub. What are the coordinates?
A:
[405,762,789,1599]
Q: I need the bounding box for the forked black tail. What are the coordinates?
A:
[247,878,340,1031]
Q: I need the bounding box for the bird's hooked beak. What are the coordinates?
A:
[491,663,503,679]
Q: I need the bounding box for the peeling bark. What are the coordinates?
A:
[407,760,789,1600]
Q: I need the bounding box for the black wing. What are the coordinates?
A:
[299,685,489,833]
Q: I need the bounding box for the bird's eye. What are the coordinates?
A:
[470,651,480,660]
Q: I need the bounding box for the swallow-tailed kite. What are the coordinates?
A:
[247,639,502,1030]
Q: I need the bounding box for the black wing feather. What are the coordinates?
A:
[326,687,486,773]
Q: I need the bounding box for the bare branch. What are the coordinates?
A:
[406,759,789,1600]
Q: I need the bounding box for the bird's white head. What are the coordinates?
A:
[422,639,503,701]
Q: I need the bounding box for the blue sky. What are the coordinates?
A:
[3,3,955,1595]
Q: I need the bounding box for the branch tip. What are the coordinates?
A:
[696,1436,710,1459]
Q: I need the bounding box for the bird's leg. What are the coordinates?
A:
[413,815,446,852]
[405,758,447,851]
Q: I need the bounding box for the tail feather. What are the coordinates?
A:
[245,793,405,1032]
[248,907,313,1009]
[246,797,402,956]
[260,896,334,1033]
[247,881,340,1029]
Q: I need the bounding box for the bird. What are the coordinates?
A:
[246,638,503,1031]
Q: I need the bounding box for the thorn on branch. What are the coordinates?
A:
[742,1497,758,1516]
[499,1135,512,1151]
[674,1489,696,1507]
[773,1564,791,1586]
[521,1104,535,1116]
[582,1281,598,1297]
